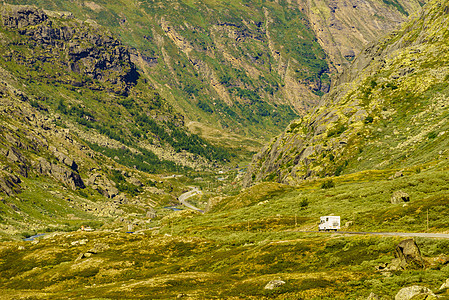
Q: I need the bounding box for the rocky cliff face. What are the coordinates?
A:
[301,0,425,73]
[244,0,449,187]
[1,5,138,95]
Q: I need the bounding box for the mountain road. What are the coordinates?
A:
[178,188,204,213]
[303,231,449,239]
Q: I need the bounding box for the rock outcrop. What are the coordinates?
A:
[264,279,286,290]
[395,286,436,300]
[36,157,85,190]
[2,5,47,28]
[391,191,410,204]
[378,239,425,272]
[394,239,424,270]
[1,5,138,95]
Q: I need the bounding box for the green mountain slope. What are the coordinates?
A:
[0,5,233,239]
[244,0,449,186]
[2,0,424,139]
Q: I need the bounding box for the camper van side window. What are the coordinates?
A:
[326,218,328,221]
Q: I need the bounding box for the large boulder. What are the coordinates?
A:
[264,279,285,290]
[395,285,436,300]
[394,239,424,270]
[391,191,410,204]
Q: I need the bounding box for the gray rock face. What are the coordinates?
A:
[1,5,138,95]
[394,239,424,270]
[87,173,118,198]
[36,157,85,190]
[4,146,28,177]
[395,285,435,300]
[2,6,47,29]
[0,173,21,195]
[50,146,78,171]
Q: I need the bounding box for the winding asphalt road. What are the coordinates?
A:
[178,188,204,213]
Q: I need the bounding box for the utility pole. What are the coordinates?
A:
[427,209,429,232]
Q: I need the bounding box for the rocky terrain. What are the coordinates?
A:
[2,5,138,95]
[2,0,424,139]
[0,4,229,239]
[303,0,426,72]
[244,0,449,186]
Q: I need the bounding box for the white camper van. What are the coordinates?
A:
[319,216,340,231]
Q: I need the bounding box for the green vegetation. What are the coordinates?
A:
[0,1,447,299]
[2,162,449,298]
[246,0,449,185]
[382,0,409,16]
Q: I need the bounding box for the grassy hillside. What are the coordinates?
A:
[1,161,449,299]
[244,0,449,186]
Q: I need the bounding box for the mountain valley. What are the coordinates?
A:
[0,0,449,299]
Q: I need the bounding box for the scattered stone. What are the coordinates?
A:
[146,208,157,219]
[389,171,403,180]
[128,177,143,187]
[18,245,25,250]
[264,279,285,290]
[391,191,410,204]
[71,239,88,246]
[439,278,449,291]
[395,285,435,300]
[367,292,380,300]
[87,243,109,254]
